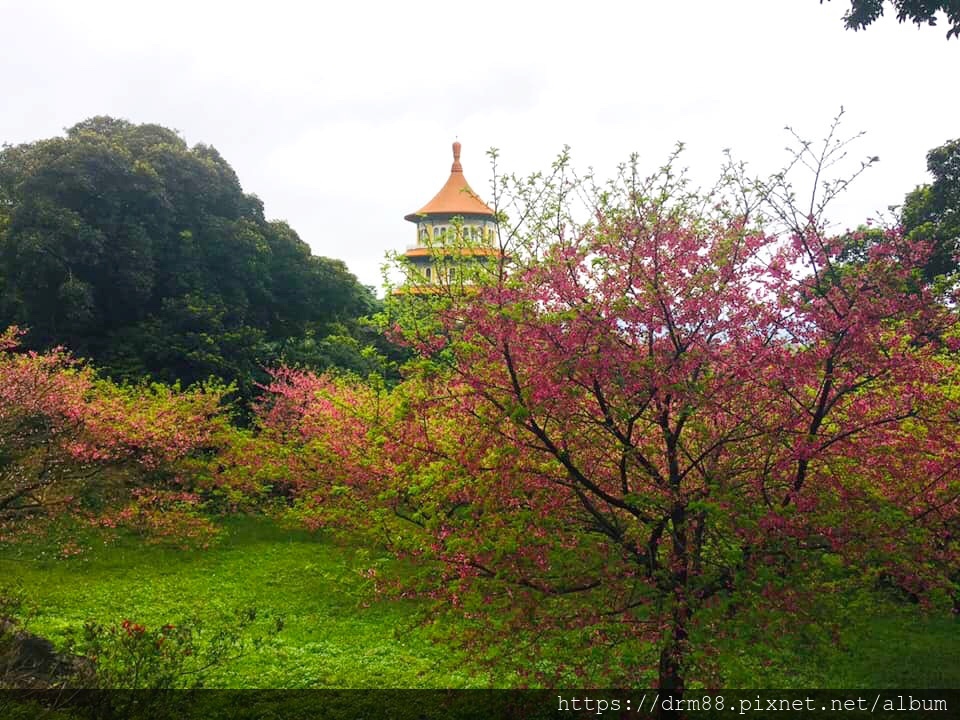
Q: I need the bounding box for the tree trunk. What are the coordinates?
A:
[657,596,691,720]
[658,499,691,720]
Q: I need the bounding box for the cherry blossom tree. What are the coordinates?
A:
[0,326,226,535]
[253,136,960,703]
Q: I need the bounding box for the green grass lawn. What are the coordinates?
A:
[0,516,480,688]
[2,515,958,688]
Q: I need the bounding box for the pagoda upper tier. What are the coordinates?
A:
[397,141,501,292]
[402,141,499,255]
[404,141,495,222]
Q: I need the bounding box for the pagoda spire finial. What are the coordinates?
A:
[451,140,462,173]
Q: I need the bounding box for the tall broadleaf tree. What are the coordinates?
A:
[0,117,384,400]
[902,137,960,281]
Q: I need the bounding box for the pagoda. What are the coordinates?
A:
[398,141,501,291]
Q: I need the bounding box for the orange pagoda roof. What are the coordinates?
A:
[404,142,495,222]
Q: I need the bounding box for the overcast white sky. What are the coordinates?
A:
[2,0,957,290]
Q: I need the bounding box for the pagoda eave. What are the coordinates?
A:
[402,246,503,258]
[403,210,495,224]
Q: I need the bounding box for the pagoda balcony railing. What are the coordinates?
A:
[405,240,499,251]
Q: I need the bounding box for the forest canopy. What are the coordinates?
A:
[0,117,386,401]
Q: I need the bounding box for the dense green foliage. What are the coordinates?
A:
[0,117,385,401]
[822,0,960,37]
[903,137,960,280]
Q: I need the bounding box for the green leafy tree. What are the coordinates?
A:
[821,1,960,38]
[902,138,960,280]
[0,117,383,398]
